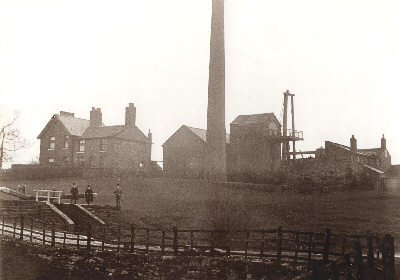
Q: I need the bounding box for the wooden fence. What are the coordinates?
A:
[0,213,396,280]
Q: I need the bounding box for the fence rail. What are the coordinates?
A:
[0,212,395,280]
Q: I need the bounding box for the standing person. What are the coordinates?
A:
[50,186,57,204]
[113,183,122,208]
[70,182,79,204]
[85,185,94,205]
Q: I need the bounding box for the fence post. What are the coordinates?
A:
[42,222,46,245]
[130,224,134,252]
[245,231,250,258]
[354,241,365,280]
[226,230,230,257]
[51,223,55,247]
[190,231,194,253]
[13,218,16,240]
[101,227,105,252]
[260,230,265,259]
[308,232,313,263]
[323,228,331,263]
[1,213,4,235]
[210,230,215,255]
[376,236,380,260]
[161,231,165,255]
[367,231,374,268]
[341,235,346,256]
[86,225,92,250]
[277,226,282,262]
[117,228,121,252]
[294,232,299,264]
[173,226,178,255]
[20,216,24,241]
[63,225,66,249]
[30,218,33,243]
[382,234,395,280]
[146,228,149,254]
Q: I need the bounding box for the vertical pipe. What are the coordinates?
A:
[282,92,288,160]
[290,95,296,160]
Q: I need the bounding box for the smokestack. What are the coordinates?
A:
[90,107,102,128]
[350,135,357,153]
[381,134,386,150]
[205,0,226,181]
[148,129,152,144]
[125,103,136,127]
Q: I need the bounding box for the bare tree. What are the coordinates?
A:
[0,113,27,169]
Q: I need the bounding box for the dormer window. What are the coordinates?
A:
[49,136,55,150]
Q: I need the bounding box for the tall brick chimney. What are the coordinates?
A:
[125,103,136,127]
[381,134,386,150]
[90,107,102,128]
[205,0,226,181]
[350,135,357,153]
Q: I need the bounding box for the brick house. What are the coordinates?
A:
[162,125,229,178]
[37,103,152,174]
[228,113,282,181]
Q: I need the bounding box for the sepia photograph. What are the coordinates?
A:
[0,0,399,279]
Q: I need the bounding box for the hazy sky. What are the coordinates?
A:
[1,0,399,168]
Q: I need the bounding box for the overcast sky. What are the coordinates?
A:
[1,0,399,168]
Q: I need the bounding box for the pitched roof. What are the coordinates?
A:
[327,142,382,157]
[185,125,230,144]
[37,114,90,139]
[81,125,150,142]
[357,148,381,157]
[162,125,230,146]
[116,126,150,142]
[57,115,90,136]
[81,125,125,139]
[231,113,281,126]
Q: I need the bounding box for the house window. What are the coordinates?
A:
[49,136,55,150]
[100,139,107,152]
[48,158,54,163]
[79,140,85,152]
[64,135,69,149]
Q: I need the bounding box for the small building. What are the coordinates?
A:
[37,103,152,174]
[162,125,229,179]
[228,113,282,182]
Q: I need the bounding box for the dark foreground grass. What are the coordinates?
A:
[1,177,400,246]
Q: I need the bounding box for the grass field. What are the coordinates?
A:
[1,177,400,246]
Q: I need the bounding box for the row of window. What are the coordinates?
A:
[48,136,107,152]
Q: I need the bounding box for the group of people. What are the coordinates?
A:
[70,182,94,204]
[70,182,123,208]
